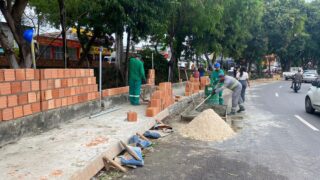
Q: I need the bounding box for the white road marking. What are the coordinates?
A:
[295,115,319,131]
[275,92,279,97]
[279,86,283,89]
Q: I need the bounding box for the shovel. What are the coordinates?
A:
[194,94,212,110]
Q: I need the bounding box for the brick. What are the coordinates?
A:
[28,92,37,103]
[65,88,71,96]
[72,78,78,86]
[0,96,7,108]
[25,69,35,80]
[146,107,159,117]
[151,90,164,100]
[70,69,76,77]
[31,81,40,91]
[57,69,64,78]
[51,69,58,79]
[23,104,32,116]
[44,90,52,100]
[21,81,31,92]
[54,79,61,88]
[55,98,62,108]
[64,69,71,78]
[70,87,76,96]
[52,89,59,99]
[4,69,15,81]
[127,111,138,122]
[40,80,48,90]
[40,69,51,79]
[48,99,55,109]
[2,108,13,120]
[18,93,28,105]
[0,83,11,95]
[67,96,73,105]
[34,70,40,80]
[72,95,79,104]
[61,79,68,88]
[36,92,41,101]
[58,88,65,98]
[31,102,41,113]
[61,97,68,107]
[150,99,161,108]
[0,70,4,81]
[47,79,54,89]
[13,106,24,119]
[67,78,73,87]
[10,82,21,94]
[15,69,26,80]
[89,69,94,76]
[41,101,48,111]
[7,95,18,107]
[75,70,81,77]
[0,110,2,121]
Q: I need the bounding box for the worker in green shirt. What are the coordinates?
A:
[210,63,224,105]
[129,55,146,105]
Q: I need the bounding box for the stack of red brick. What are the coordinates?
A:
[102,86,129,97]
[200,76,211,90]
[0,69,41,120]
[40,69,98,111]
[0,69,99,122]
[146,69,155,85]
[185,77,200,96]
[146,82,174,117]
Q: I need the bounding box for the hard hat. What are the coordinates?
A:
[214,63,221,68]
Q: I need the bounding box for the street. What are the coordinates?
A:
[119,81,320,180]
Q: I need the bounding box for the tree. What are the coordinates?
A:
[0,0,32,68]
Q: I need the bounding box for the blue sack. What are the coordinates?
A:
[129,135,152,148]
[120,146,144,166]
[143,131,161,139]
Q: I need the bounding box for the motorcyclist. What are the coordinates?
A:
[290,69,303,89]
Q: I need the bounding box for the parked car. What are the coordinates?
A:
[303,70,318,83]
[305,78,320,113]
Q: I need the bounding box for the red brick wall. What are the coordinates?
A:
[0,69,99,122]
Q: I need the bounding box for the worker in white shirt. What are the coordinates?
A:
[236,67,250,102]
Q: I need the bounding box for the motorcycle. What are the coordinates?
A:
[293,80,301,93]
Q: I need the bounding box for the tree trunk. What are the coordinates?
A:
[168,34,176,82]
[0,26,19,68]
[115,32,124,86]
[125,28,131,86]
[58,0,68,68]
[0,0,32,68]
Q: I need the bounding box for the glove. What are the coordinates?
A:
[211,89,216,95]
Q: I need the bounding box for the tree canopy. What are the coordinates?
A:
[0,0,320,75]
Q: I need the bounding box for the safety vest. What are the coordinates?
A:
[225,76,240,91]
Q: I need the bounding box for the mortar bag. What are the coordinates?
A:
[120,147,144,166]
[129,135,152,148]
[143,131,161,139]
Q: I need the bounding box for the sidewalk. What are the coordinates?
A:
[0,84,196,180]
[0,103,155,180]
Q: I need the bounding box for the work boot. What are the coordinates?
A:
[228,109,236,116]
[237,107,245,113]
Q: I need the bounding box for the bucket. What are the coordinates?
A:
[231,116,244,130]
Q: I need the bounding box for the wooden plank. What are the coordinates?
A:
[119,140,141,161]
[103,157,127,173]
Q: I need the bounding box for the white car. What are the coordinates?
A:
[305,79,320,113]
[303,70,318,83]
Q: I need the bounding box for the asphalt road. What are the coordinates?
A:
[118,81,320,180]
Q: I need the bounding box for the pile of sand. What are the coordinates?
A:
[179,109,235,141]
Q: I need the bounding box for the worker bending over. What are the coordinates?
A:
[129,55,146,105]
[210,63,224,105]
[213,74,245,115]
